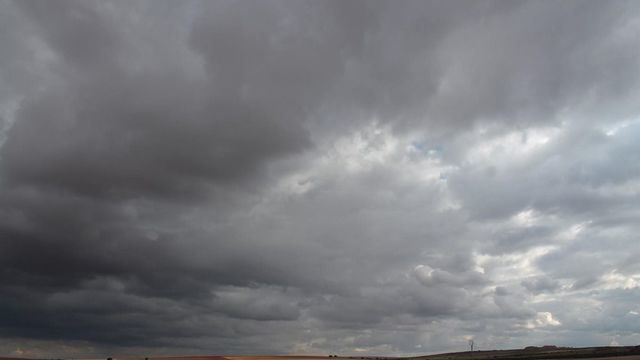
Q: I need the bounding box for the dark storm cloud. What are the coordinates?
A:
[1,0,640,356]
[3,0,311,201]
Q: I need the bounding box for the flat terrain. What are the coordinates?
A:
[127,347,640,360]
[411,346,640,360]
[3,346,640,360]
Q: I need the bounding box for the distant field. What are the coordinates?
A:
[3,346,640,360]
[568,357,640,360]
[411,346,640,360]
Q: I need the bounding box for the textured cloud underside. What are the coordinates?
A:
[1,0,640,357]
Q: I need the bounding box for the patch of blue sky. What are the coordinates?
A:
[410,141,443,157]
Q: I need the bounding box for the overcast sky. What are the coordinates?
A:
[1,0,640,357]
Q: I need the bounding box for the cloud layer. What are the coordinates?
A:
[1,0,640,357]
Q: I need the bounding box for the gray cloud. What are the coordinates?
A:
[1,0,640,357]
[521,276,560,295]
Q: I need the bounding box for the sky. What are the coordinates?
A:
[1,0,640,357]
